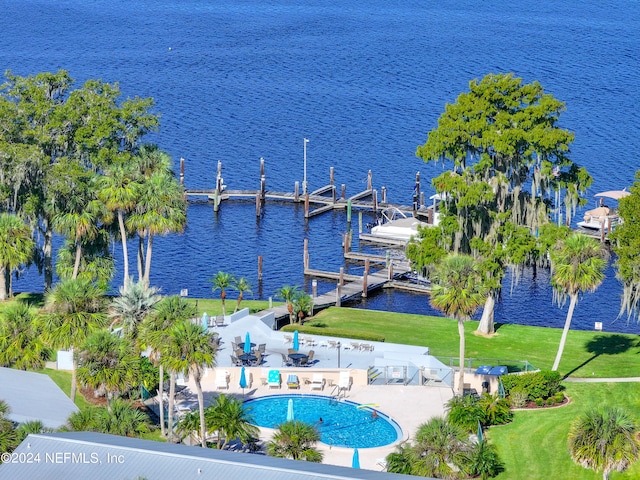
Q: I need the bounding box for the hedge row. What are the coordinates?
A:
[501,370,562,401]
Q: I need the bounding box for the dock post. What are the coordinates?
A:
[260,175,266,204]
[414,171,421,214]
[339,267,344,286]
[258,255,263,281]
[420,192,425,211]
[381,186,386,204]
[362,259,370,297]
[255,192,261,217]
[304,193,310,218]
[386,250,390,267]
[332,184,336,203]
[260,157,265,177]
[312,279,317,298]
[335,282,341,307]
[367,170,372,190]
[347,199,352,223]
[303,238,309,271]
[294,181,299,202]
[179,158,185,187]
[213,190,219,212]
[358,212,363,234]
[388,262,393,280]
[341,184,346,200]
[373,189,378,213]
[330,166,334,186]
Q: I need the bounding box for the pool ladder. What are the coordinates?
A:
[329,384,346,402]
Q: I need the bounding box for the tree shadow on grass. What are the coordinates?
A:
[563,334,638,379]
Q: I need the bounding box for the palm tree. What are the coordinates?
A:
[550,233,607,371]
[467,440,504,480]
[569,406,639,480]
[232,277,252,313]
[266,420,323,462]
[411,416,471,479]
[276,285,299,324]
[205,394,260,450]
[94,398,151,437]
[76,331,140,411]
[293,291,313,324]
[0,303,51,370]
[0,400,20,455]
[430,254,486,395]
[140,295,194,439]
[0,213,35,300]
[97,161,140,288]
[162,320,216,448]
[210,271,235,317]
[16,420,53,441]
[40,277,107,402]
[108,278,161,340]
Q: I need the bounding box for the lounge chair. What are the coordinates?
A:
[328,340,338,349]
[257,343,266,354]
[338,371,352,392]
[283,334,293,344]
[215,370,229,390]
[360,343,374,352]
[268,370,281,389]
[286,374,300,389]
[304,336,317,346]
[310,373,324,391]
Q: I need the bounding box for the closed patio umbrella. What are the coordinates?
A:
[352,448,360,468]
[293,330,299,351]
[201,312,209,331]
[239,366,247,396]
[244,332,251,354]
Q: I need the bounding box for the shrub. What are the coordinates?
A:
[554,392,565,403]
[546,398,555,406]
[535,398,544,407]
[509,388,528,408]
[446,394,483,432]
[478,393,513,426]
[501,370,562,401]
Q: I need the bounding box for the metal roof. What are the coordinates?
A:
[0,432,430,480]
[0,367,79,429]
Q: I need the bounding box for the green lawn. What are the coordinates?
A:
[311,307,640,378]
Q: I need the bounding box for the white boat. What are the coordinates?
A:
[577,190,630,232]
[370,208,428,241]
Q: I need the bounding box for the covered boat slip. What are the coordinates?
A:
[576,189,630,238]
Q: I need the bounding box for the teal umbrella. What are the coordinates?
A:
[352,448,360,468]
[286,398,294,422]
[239,366,247,395]
[244,332,251,354]
[293,330,299,351]
[201,312,209,331]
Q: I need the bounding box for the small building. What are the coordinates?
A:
[1,432,432,480]
[0,367,79,429]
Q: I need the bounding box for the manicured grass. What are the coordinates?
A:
[490,382,640,480]
[37,368,92,410]
[311,307,640,378]
[185,298,280,316]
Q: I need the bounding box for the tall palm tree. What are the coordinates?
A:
[162,320,216,447]
[0,303,51,370]
[0,213,35,300]
[266,420,323,462]
[40,277,107,402]
[97,160,140,288]
[76,331,140,411]
[550,233,607,371]
[210,271,235,317]
[569,406,639,480]
[293,291,313,324]
[205,394,259,450]
[232,277,252,313]
[276,285,299,324]
[140,295,195,439]
[0,400,20,455]
[108,278,161,340]
[430,254,486,395]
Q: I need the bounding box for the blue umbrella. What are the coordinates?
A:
[239,366,247,394]
[244,332,251,354]
[293,330,299,351]
[286,398,294,422]
[352,448,360,468]
[201,312,209,331]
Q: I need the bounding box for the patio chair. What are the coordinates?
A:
[215,370,229,390]
[257,343,266,354]
[286,374,300,390]
[280,353,292,367]
[287,348,297,355]
[267,370,281,389]
[230,355,243,367]
[303,350,315,366]
[328,340,338,349]
[260,368,270,386]
[234,336,242,345]
[349,342,361,351]
[310,373,324,391]
[283,334,293,344]
[360,343,374,352]
[252,351,262,366]
[215,315,225,327]
[338,371,352,392]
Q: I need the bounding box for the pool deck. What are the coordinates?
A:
[177,366,453,471]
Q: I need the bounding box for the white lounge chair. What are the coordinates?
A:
[310,373,324,391]
[268,370,281,389]
[215,370,229,390]
[338,371,351,392]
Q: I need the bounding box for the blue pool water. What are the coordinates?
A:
[244,395,401,448]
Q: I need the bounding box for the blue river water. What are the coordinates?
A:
[0,1,639,333]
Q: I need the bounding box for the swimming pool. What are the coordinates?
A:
[244,394,402,448]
